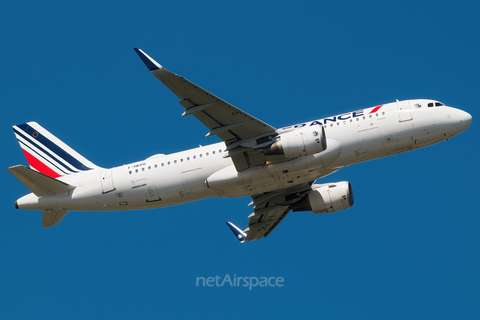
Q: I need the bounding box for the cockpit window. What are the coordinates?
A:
[428,102,445,107]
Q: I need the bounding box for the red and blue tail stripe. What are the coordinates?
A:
[13,122,98,178]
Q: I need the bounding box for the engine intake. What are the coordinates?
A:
[264,125,326,157]
[291,181,353,214]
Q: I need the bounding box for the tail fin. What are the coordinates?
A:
[12,122,99,178]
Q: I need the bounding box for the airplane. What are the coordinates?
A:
[8,48,472,242]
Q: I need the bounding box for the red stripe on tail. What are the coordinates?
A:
[22,149,62,178]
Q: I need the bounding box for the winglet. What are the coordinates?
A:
[226,222,246,243]
[134,48,163,71]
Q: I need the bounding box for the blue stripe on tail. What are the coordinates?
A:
[15,123,93,172]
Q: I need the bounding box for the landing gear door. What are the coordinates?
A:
[100,170,116,194]
[397,100,413,122]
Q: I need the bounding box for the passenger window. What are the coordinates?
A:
[161,163,164,167]
[135,169,138,173]
[337,122,340,126]
[206,152,209,156]
[129,171,132,174]
[142,167,145,171]
[168,161,170,165]
[369,115,372,118]
[193,155,196,159]
[181,159,183,162]
[148,166,151,170]
[382,112,385,115]
[330,124,333,127]
[187,157,190,160]
[200,154,203,157]
[174,160,177,164]
[213,151,215,155]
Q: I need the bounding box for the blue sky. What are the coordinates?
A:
[1,0,479,319]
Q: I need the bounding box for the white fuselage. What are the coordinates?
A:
[16,99,471,212]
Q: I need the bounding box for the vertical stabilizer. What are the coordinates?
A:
[12,122,99,178]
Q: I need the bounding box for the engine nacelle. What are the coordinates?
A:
[291,181,353,214]
[264,125,326,157]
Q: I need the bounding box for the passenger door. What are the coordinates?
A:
[100,170,116,194]
[397,100,413,122]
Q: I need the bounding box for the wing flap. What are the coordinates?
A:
[8,165,76,197]
[236,183,315,242]
[245,205,291,242]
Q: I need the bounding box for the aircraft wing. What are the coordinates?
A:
[134,48,278,171]
[228,183,314,242]
[244,205,291,242]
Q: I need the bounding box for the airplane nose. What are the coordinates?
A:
[459,109,472,130]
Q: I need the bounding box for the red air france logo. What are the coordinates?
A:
[369,105,383,114]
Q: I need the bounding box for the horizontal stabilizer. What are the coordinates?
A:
[226,222,246,243]
[43,209,69,228]
[8,165,76,197]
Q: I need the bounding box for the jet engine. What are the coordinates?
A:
[264,125,326,157]
[291,181,353,214]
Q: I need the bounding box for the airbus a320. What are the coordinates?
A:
[8,49,472,242]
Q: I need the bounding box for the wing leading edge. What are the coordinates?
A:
[134,48,278,171]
